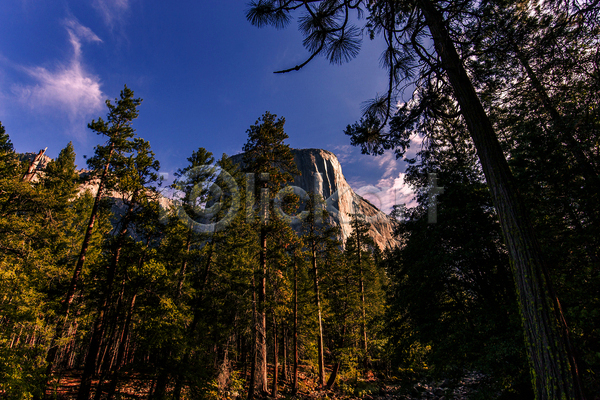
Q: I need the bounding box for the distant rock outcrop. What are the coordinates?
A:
[20,147,399,249]
[19,149,52,182]
[232,148,400,250]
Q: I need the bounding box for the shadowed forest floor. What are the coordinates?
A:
[41,369,495,400]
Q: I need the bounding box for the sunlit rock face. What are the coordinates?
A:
[232,148,399,250]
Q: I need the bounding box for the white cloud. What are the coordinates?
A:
[375,150,400,179]
[63,18,103,45]
[13,19,104,122]
[92,0,130,28]
[330,138,422,214]
[405,132,424,159]
[331,144,355,164]
[354,172,416,214]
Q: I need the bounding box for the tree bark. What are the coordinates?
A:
[417,0,584,398]
[326,363,341,389]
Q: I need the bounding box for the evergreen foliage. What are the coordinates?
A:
[2,19,599,396]
[245,1,600,398]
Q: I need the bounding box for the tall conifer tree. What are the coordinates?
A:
[241,112,299,397]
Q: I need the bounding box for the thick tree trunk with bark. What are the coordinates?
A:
[417,0,584,398]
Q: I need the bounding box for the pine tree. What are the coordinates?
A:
[241,111,299,397]
[345,214,375,369]
[76,89,161,400]
[46,86,144,377]
[299,193,340,387]
[44,142,79,205]
[385,116,529,391]
[0,121,16,176]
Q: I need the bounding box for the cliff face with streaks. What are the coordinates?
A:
[291,148,399,250]
[232,148,399,250]
[21,147,399,249]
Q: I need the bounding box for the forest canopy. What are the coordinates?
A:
[1,0,599,399]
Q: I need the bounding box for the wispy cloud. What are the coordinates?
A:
[92,0,130,28]
[64,18,103,45]
[13,18,104,123]
[355,173,416,214]
[405,133,424,159]
[332,144,355,164]
[330,137,422,214]
[375,150,400,179]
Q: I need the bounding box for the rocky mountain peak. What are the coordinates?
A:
[233,148,399,250]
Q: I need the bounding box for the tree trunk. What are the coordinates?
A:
[312,243,325,387]
[271,316,278,398]
[292,257,299,396]
[326,363,341,389]
[151,373,169,400]
[77,203,131,400]
[106,285,137,399]
[104,292,137,400]
[247,274,257,400]
[172,236,213,400]
[354,221,368,369]
[256,225,268,394]
[282,325,287,383]
[417,0,584,398]
[46,144,114,376]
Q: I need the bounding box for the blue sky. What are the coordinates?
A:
[0,0,417,212]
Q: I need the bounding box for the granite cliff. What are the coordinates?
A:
[20,147,399,249]
[232,148,399,250]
